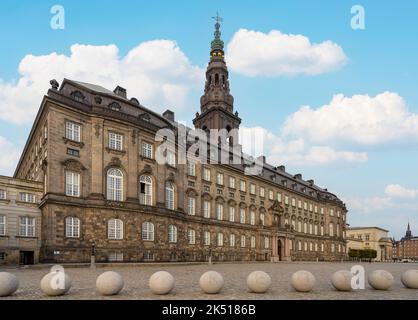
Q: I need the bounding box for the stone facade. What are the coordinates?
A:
[346,227,393,261]
[13,21,348,264]
[0,176,43,265]
[393,223,418,261]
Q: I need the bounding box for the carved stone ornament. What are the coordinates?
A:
[269,200,284,213]
[61,159,86,171]
[110,157,122,167]
[139,164,152,175]
[94,123,101,138]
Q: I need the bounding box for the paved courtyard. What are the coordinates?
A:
[1,262,417,300]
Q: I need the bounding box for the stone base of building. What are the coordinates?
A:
[0,247,40,265]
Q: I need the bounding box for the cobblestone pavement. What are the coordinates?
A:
[1,262,417,300]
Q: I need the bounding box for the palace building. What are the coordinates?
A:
[13,20,348,263]
[393,223,418,261]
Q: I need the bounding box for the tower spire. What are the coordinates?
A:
[406,221,412,238]
[211,12,224,53]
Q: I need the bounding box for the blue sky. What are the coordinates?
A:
[0,0,417,238]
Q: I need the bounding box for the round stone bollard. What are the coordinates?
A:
[368,270,394,290]
[96,271,124,296]
[149,271,175,295]
[246,271,271,293]
[40,271,72,296]
[331,270,353,291]
[291,270,316,292]
[199,271,224,294]
[0,272,19,297]
[401,269,418,289]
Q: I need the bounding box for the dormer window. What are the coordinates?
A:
[70,91,85,102]
[109,102,122,111]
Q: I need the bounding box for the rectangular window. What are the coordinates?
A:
[142,142,153,159]
[108,219,123,240]
[19,193,35,203]
[166,150,176,167]
[188,197,195,216]
[19,217,35,237]
[187,163,196,176]
[188,229,196,244]
[330,209,334,216]
[65,122,81,142]
[264,237,269,249]
[251,236,256,248]
[229,234,235,247]
[229,177,235,189]
[284,195,288,205]
[65,217,80,238]
[250,183,256,195]
[298,200,302,209]
[0,252,5,261]
[277,193,282,202]
[241,235,246,248]
[204,231,211,246]
[304,202,308,210]
[240,208,246,224]
[216,173,224,185]
[259,187,265,198]
[0,215,6,236]
[109,132,123,151]
[320,207,324,215]
[67,148,79,157]
[314,224,318,235]
[229,206,235,222]
[321,225,324,236]
[240,180,246,192]
[203,168,211,181]
[108,253,124,262]
[216,203,223,220]
[217,233,223,247]
[250,211,255,225]
[0,190,6,200]
[65,171,80,197]
[314,205,318,213]
[291,198,296,207]
[203,201,211,218]
[309,203,313,212]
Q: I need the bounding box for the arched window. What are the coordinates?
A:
[65,217,80,238]
[139,175,152,205]
[303,222,307,233]
[297,221,302,232]
[165,182,174,209]
[260,213,265,226]
[329,223,334,237]
[142,222,154,241]
[168,225,177,243]
[108,219,123,239]
[107,168,123,201]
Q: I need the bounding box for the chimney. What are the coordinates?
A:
[113,86,127,98]
[163,109,175,122]
[307,179,314,186]
[277,165,285,171]
[294,173,302,180]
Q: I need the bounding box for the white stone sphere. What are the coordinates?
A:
[149,271,175,295]
[96,271,124,296]
[40,272,72,296]
[368,270,394,290]
[291,270,316,292]
[0,272,19,297]
[401,269,418,289]
[246,271,271,293]
[199,271,224,294]
[331,270,353,291]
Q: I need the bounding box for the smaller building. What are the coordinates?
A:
[0,176,43,265]
[393,223,418,261]
[346,227,392,261]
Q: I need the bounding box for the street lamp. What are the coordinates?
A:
[90,241,96,269]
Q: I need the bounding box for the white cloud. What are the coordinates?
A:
[0,136,21,176]
[0,41,204,124]
[239,126,367,166]
[226,28,347,77]
[385,184,418,199]
[283,91,418,146]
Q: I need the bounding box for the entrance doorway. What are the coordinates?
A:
[277,240,282,261]
[20,251,34,265]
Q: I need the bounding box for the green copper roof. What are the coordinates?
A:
[211,19,224,51]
